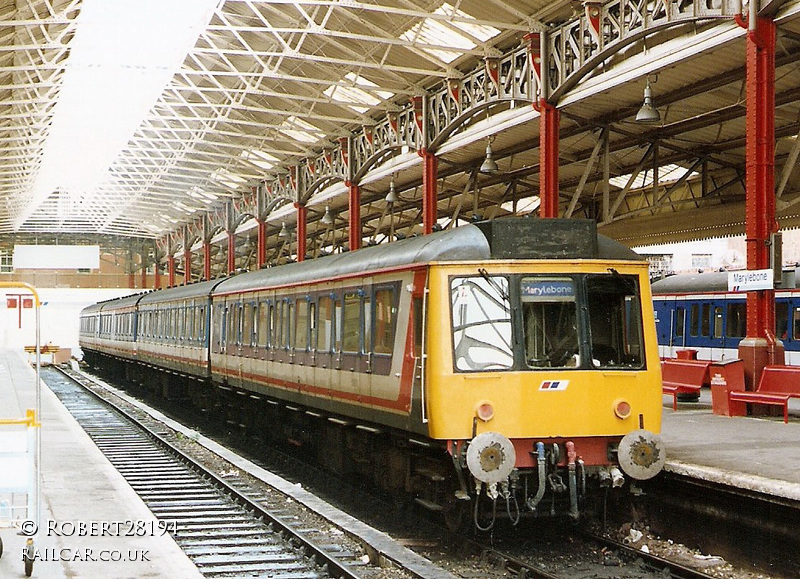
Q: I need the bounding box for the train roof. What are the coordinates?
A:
[138,277,224,305]
[213,219,643,296]
[81,219,644,312]
[214,222,490,295]
[651,272,730,294]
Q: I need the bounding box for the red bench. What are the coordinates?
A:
[728,365,800,423]
[661,359,711,411]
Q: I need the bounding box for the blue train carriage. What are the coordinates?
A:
[79,218,666,529]
[651,271,800,363]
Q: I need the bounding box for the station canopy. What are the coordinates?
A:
[3,0,800,248]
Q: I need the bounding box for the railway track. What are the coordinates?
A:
[61,363,785,578]
[42,365,381,579]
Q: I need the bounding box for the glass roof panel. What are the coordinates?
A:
[400,3,501,64]
[609,163,699,190]
[279,116,324,144]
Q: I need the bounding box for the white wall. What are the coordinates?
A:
[635,237,746,272]
[0,288,136,357]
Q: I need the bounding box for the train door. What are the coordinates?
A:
[670,300,687,358]
[783,297,798,364]
[686,297,722,360]
[333,285,361,402]
[653,296,677,358]
[707,297,727,360]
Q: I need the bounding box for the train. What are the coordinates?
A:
[79,218,665,530]
[651,271,800,363]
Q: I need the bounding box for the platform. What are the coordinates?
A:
[0,350,201,579]
[661,391,800,501]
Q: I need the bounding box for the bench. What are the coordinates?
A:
[24,344,59,354]
[728,365,800,423]
[661,359,711,411]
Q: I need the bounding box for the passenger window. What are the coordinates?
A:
[285,300,294,348]
[186,307,194,342]
[727,303,746,338]
[713,306,723,338]
[586,274,644,368]
[701,304,710,337]
[452,275,512,371]
[258,302,268,347]
[334,299,342,351]
[177,307,184,339]
[268,303,275,348]
[776,301,789,340]
[689,304,699,336]
[318,297,333,351]
[675,306,685,337]
[243,303,254,346]
[275,301,284,347]
[219,307,228,347]
[295,299,309,350]
[198,306,206,341]
[521,277,574,369]
[342,292,361,352]
[793,307,800,341]
[309,302,317,350]
[227,305,237,345]
[363,295,371,353]
[374,289,396,354]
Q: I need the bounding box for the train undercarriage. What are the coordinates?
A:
[82,351,657,531]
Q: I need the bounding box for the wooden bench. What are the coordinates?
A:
[661,359,711,411]
[728,365,800,423]
[24,344,59,354]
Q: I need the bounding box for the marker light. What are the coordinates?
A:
[614,399,632,420]
[476,401,494,422]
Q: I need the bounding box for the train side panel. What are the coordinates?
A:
[653,273,800,364]
[209,268,428,434]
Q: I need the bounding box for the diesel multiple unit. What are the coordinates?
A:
[80,219,665,529]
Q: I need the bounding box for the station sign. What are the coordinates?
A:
[727,269,774,292]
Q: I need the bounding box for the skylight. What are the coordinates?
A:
[278,116,325,144]
[324,73,394,113]
[18,0,218,229]
[400,3,500,64]
[211,168,248,190]
[501,196,541,214]
[188,186,217,204]
[609,164,699,190]
[241,149,279,171]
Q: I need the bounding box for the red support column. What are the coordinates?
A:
[295,203,307,261]
[227,232,236,274]
[184,248,192,285]
[739,16,783,387]
[154,260,161,289]
[203,242,212,281]
[167,256,175,288]
[539,101,560,218]
[141,256,146,289]
[421,149,438,234]
[348,182,361,251]
[256,220,266,269]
